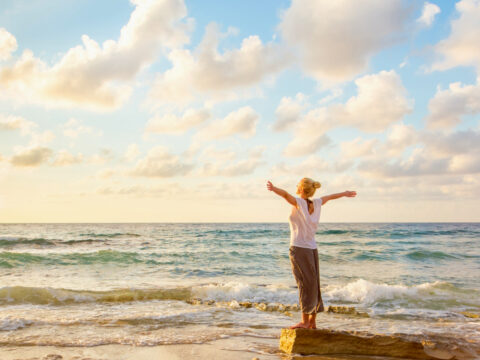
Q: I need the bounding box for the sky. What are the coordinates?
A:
[0,0,479,223]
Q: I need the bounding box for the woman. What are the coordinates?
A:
[267,178,356,329]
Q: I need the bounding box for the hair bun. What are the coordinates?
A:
[314,181,321,189]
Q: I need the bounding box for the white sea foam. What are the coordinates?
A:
[192,282,298,304]
[0,316,32,331]
[323,279,477,306]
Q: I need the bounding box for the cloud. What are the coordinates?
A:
[425,81,480,129]
[194,106,259,141]
[273,93,306,132]
[131,145,194,177]
[284,133,332,157]
[148,23,291,106]
[51,150,83,166]
[331,70,413,132]
[357,128,480,178]
[198,144,237,163]
[0,0,191,110]
[420,129,480,156]
[145,108,210,134]
[0,28,17,61]
[62,118,102,138]
[271,155,331,177]
[198,158,264,177]
[89,148,115,165]
[195,144,265,177]
[278,0,412,83]
[0,113,36,134]
[10,146,53,167]
[432,0,480,72]
[280,70,412,157]
[124,143,140,162]
[384,122,419,156]
[417,2,441,27]
[340,137,379,160]
[96,168,117,179]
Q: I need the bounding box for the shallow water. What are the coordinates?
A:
[0,223,479,355]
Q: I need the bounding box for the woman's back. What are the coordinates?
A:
[289,197,322,249]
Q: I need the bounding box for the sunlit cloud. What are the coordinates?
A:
[148,22,291,107]
[0,0,191,110]
[145,108,211,134]
[432,0,480,73]
[279,0,413,83]
[130,145,194,177]
[417,2,441,27]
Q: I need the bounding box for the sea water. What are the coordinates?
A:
[0,223,479,354]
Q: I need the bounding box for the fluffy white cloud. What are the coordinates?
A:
[148,23,290,106]
[131,145,193,177]
[384,122,418,156]
[51,150,83,166]
[426,81,480,128]
[417,2,441,27]
[340,137,379,159]
[421,129,480,156]
[0,28,17,61]
[432,0,480,72]
[331,70,413,132]
[284,134,331,158]
[0,0,190,110]
[279,0,412,82]
[280,70,412,157]
[145,108,210,134]
[194,106,259,141]
[0,114,36,134]
[10,146,53,167]
[358,128,480,178]
[273,93,305,132]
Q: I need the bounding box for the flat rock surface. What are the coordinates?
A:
[279,328,478,360]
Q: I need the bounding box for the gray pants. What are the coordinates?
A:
[289,246,325,314]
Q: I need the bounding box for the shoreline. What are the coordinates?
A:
[0,340,432,360]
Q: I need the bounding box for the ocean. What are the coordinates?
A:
[0,222,479,358]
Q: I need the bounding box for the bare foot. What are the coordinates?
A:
[289,322,309,329]
[308,323,317,329]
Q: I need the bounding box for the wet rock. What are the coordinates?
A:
[327,305,369,318]
[279,328,459,359]
[43,355,63,360]
[460,311,479,318]
[239,301,252,308]
[255,302,267,311]
[186,297,203,305]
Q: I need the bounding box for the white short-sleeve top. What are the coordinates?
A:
[288,197,322,249]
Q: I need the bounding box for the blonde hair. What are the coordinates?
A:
[296,177,321,198]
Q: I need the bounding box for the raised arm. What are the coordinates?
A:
[266,181,297,207]
[321,191,356,205]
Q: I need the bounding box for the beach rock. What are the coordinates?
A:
[327,305,369,317]
[239,301,252,308]
[279,328,458,359]
[43,355,63,360]
[460,311,479,318]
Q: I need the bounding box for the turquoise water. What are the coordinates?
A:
[0,223,479,351]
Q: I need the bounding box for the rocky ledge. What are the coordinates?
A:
[279,328,478,360]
